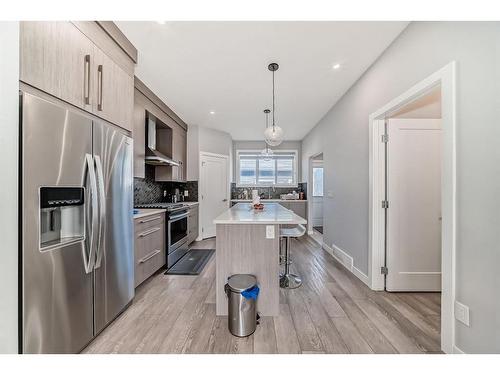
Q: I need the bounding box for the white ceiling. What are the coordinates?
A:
[117,21,408,140]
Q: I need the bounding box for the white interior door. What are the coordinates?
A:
[200,153,229,239]
[386,119,442,292]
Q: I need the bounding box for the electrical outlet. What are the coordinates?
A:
[455,300,470,327]
[266,225,275,239]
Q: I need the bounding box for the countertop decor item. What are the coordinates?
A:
[264,63,284,146]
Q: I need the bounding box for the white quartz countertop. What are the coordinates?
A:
[230,199,307,203]
[214,203,307,225]
[133,208,166,219]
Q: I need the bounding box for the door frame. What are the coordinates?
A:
[307,151,324,235]
[368,61,456,353]
[199,151,230,240]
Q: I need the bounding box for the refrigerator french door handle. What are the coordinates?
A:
[84,154,98,273]
[94,155,106,269]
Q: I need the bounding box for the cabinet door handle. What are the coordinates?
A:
[139,249,161,263]
[139,216,162,224]
[138,227,161,237]
[97,65,103,111]
[84,55,91,105]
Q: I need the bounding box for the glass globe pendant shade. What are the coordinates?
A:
[264,125,284,147]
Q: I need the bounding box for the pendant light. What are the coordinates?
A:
[261,109,274,161]
[264,62,284,146]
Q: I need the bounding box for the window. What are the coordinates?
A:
[312,167,323,197]
[237,150,298,186]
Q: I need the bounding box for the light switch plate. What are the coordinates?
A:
[266,225,275,239]
[455,300,470,327]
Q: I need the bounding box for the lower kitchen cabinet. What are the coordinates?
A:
[134,212,165,287]
[187,205,199,244]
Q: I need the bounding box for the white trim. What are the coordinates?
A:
[322,242,370,287]
[352,266,370,287]
[368,61,457,354]
[235,149,298,187]
[199,151,230,240]
[200,151,229,159]
[453,345,465,354]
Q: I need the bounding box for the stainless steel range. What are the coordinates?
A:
[135,203,190,267]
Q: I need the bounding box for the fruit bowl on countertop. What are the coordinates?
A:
[248,203,264,210]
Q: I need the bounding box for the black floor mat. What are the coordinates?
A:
[165,249,215,275]
[313,226,323,234]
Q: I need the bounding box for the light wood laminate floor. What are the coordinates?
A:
[83,236,441,354]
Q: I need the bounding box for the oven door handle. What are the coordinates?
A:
[169,212,188,221]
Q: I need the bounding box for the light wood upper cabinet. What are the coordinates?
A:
[133,88,147,178]
[172,127,187,181]
[20,22,95,112]
[134,77,188,182]
[92,47,134,130]
[155,125,187,182]
[20,21,134,132]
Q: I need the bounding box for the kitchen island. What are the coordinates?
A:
[214,203,307,316]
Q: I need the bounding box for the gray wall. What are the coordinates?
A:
[301,22,500,353]
[233,140,302,182]
[187,124,233,181]
[0,21,19,353]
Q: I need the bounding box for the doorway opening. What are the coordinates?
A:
[368,62,456,353]
[312,154,324,238]
[385,86,442,292]
[308,152,324,245]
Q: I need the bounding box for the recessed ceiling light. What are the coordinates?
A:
[209,111,215,115]
[333,63,341,70]
[157,21,166,25]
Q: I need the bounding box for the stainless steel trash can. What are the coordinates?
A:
[224,274,258,337]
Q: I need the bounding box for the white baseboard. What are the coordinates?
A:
[323,242,352,270]
[352,266,370,287]
[322,242,370,287]
[452,345,465,354]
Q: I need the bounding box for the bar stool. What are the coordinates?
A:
[279,224,306,289]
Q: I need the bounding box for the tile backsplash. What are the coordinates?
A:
[231,183,307,200]
[134,165,198,205]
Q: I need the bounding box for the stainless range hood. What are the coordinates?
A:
[145,116,180,166]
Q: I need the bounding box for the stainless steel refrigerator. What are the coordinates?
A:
[20,91,134,353]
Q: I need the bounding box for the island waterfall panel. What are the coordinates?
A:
[216,224,280,316]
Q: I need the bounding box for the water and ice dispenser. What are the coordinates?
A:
[39,187,85,250]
